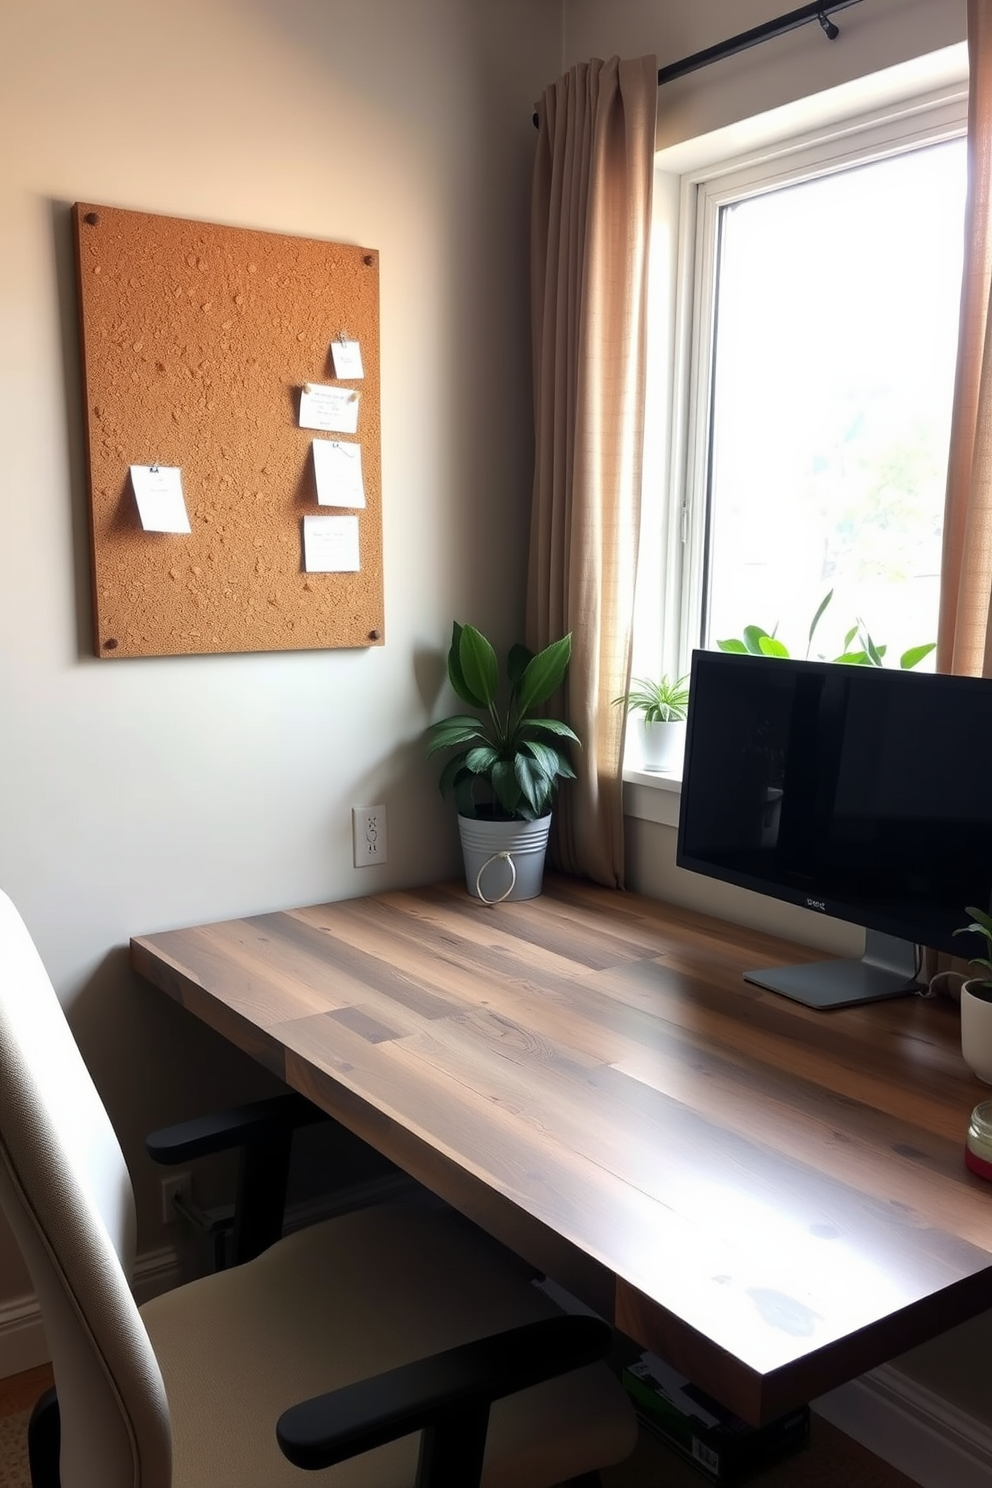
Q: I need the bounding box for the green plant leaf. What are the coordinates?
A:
[515,754,553,814]
[758,636,789,658]
[465,745,499,775]
[523,740,567,778]
[832,649,869,665]
[957,906,992,941]
[526,740,576,781]
[444,623,482,708]
[953,908,992,978]
[900,642,936,669]
[514,634,572,715]
[859,625,884,667]
[519,717,581,744]
[807,590,833,651]
[716,638,748,654]
[743,625,773,655]
[491,759,522,815]
[455,624,500,708]
[425,716,489,757]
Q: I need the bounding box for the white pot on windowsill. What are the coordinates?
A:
[634,718,687,774]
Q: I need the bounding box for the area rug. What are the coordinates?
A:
[0,1407,30,1487]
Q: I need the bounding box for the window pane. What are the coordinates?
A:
[703,139,966,667]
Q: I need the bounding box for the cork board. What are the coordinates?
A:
[72,203,383,658]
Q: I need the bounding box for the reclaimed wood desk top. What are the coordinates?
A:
[130,876,992,1426]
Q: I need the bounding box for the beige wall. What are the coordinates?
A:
[0,0,559,1314]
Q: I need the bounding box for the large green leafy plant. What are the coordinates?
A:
[426,623,579,821]
[716,590,935,670]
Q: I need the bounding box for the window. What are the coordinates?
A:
[638,77,969,696]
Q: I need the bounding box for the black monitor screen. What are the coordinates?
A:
[676,651,992,978]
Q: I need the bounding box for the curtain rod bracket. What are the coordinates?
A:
[653,1,863,90]
[531,1,862,129]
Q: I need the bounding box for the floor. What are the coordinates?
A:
[603,1412,919,1487]
[0,1362,920,1488]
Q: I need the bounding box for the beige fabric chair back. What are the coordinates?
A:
[0,889,172,1488]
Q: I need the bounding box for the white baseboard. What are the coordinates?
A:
[0,1245,182,1380]
[814,1364,992,1488]
[0,1291,52,1379]
[0,1172,416,1381]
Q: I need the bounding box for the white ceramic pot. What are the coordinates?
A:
[634,717,687,773]
[961,979,992,1084]
[457,813,552,904]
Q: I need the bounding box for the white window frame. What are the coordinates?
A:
[625,49,968,818]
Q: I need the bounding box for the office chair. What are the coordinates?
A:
[0,889,637,1488]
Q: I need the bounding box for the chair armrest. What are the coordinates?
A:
[146,1091,328,1164]
[276,1313,612,1487]
[147,1092,331,1266]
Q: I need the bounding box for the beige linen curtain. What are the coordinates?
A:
[938,0,992,675]
[528,55,657,888]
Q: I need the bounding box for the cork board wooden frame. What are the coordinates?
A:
[72,203,383,658]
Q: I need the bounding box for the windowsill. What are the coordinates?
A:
[622,765,682,827]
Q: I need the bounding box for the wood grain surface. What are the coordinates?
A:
[130,877,992,1425]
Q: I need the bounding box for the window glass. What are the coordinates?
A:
[701,138,966,666]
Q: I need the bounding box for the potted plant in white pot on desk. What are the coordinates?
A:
[614,674,690,773]
[954,907,992,1084]
[426,623,579,904]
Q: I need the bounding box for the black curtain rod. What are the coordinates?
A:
[656,0,864,87]
[533,1,864,126]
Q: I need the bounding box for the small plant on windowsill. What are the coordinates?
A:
[716,589,935,670]
[613,674,690,774]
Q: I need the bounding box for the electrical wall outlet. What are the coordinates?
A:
[353,804,387,867]
[160,1171,193,1225]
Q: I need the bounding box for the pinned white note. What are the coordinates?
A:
[129,465,191,534]
[330,338,364,380]
[312,439,366,508]
[299,383,360,434]
[303,514,360,572]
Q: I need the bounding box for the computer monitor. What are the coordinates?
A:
[675,649,992,1010]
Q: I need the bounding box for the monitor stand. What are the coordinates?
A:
[742,930,921,1010]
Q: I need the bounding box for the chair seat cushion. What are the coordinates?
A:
[140,1202,636,1488]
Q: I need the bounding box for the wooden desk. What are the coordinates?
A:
[130,876,992,1426]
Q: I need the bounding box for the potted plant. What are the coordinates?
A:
[614,674,690,773]
[426,623,579,903]
[954,907,992,1084]
[716,589,935,669]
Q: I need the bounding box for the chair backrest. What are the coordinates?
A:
[0,890,172,1488]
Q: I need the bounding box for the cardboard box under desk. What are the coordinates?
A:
[622,1353,810,1484]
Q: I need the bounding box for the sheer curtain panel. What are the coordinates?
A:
[528,54,657,887]
[939,0,992,676]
